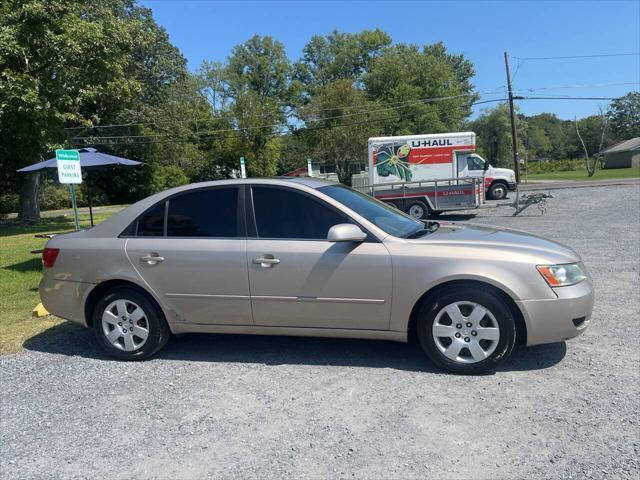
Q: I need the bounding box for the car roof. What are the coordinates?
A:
[178,176,336,189]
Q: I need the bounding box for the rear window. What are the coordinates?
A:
[167,188,238,237]
[136,202,165,237]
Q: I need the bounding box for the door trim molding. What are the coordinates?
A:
[252,295,385,304]
[166,293,250,300]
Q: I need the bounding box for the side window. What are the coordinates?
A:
[252,186,346,240]
[136,202,165,237]
[467,156,484,171]
[167,187,238,237]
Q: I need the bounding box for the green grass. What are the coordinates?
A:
[0,212,112,354]
[526,167,640,181]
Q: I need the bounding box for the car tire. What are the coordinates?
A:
[406,200,429,220]
[488,182,508,200]
[93,287,171,360]
[416,285,516,374]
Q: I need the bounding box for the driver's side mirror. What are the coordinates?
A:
[483,160,490,171]
[327,224,367,243]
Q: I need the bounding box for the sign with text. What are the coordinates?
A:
[56,149,82,184]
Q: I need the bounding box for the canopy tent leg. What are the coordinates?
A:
[85,172,94,227]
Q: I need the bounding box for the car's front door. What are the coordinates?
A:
[246,185,392,331]
[125,186,252,325]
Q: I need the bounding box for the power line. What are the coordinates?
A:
[70,98,508,147]
[514,81,639,93]
[512,53,640,60]
[70,92,490,142]
[65,88,508,133]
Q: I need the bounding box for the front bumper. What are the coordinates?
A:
[516,279,594,346]
[507,181,517,191]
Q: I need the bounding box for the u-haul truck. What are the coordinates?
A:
[366,132,516,219]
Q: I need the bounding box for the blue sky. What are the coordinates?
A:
[140,0,639,119]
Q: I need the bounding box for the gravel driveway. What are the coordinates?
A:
[1,184,639,479]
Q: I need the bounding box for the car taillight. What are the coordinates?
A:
[42,248,60,268]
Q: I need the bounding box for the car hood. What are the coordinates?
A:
[406,222,580,264]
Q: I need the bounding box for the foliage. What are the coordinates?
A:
[298,80,386,184]
[365,42,477,135]
[469,103,527,168]
[607,92,640,141]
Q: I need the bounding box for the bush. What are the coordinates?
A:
[39,183,72,211]
[0,193,19,215]
[526,158,585,174]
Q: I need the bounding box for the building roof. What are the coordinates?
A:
[601,137,640,154]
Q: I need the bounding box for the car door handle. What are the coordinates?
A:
[252,256,280,267]
[140,254,165,265]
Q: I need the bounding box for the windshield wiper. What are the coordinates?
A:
[403,221,440,239]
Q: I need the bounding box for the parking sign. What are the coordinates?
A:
[56,149,82,184]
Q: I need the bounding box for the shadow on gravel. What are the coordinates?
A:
[433,213,477,221]
[24,321,566,373]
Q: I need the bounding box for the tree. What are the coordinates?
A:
[607,92,640,141]
[298,79,387,184]
[197,35,293,177]
[294,29,391,94]
[0,0,189,221]
[364,42,477,135]
[470,103,528,168]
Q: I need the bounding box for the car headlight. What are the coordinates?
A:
[537,262,586,287]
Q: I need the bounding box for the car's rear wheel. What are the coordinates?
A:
[416,285,516,374]
[93,287,170,360]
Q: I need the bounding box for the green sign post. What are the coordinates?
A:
[240,156,246,179]
[55,149,82,230]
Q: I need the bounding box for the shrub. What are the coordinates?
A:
[0,193,19,215]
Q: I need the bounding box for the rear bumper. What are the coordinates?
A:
[516,279,594,346]
[39,278,92,327]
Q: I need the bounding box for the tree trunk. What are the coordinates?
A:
[17,172,40,222]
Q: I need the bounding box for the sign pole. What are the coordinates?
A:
[240,156,247,179]
[55,149,82,230]
[69,184,80,230]
[307,158,313,177]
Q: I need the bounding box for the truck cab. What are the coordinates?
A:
[456,152,517,200]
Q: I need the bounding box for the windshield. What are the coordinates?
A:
[318,184,424,238]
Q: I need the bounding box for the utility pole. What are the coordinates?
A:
[504,51,521,183]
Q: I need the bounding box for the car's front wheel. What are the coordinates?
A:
[417,285,516,374]
[93,287,170,360]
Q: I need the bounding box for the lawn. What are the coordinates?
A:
[0,212,112,354]
[526,167,640,181]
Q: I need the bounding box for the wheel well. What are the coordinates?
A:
[407,280,527,345]
[84,279,159,327]
[490,179,508,188]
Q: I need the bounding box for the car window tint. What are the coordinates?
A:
[252,186,346,239]
[167,188,238,237]
[136,202,165,237]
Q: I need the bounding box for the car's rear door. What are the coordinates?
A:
[125,185,252,325]
[245,185,392,331]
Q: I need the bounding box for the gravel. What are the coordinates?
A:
[1,184,639,479]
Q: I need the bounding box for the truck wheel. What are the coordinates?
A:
[416,285,516,374]
[406,200,429,220]
[488,182,508,200]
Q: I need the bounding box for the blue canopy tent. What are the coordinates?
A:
[17,148,142,226]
